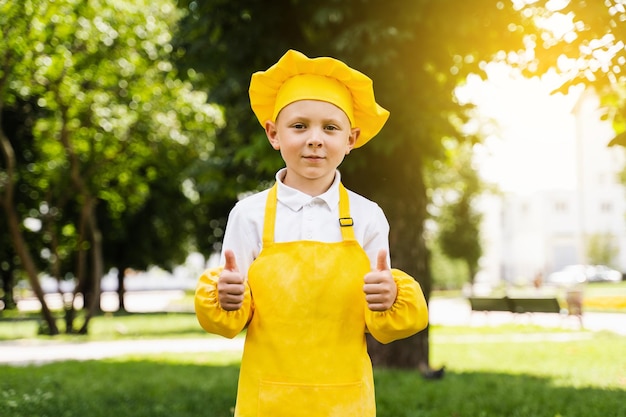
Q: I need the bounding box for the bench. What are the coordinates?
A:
[468,295,583,326]
[468,296,563,314]
[509,297,562,314]
[468,297,514,312]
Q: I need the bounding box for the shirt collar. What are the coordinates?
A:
[275,168,341,212]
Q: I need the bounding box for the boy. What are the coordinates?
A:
[195,49,428,417]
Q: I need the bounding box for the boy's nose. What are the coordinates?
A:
[307,128,323,147]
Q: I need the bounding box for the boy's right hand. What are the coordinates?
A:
[217,250,245,311]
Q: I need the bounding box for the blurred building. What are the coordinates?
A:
[478,88,626,285]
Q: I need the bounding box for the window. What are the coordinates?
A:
[600,202,612,213]
[555,201,567,212]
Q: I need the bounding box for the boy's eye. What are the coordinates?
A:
[292,123,306,129]
[325,125,338,131]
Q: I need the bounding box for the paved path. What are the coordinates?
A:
[0,337,245,366]
[1,297,624,366]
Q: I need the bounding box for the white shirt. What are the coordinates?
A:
[219,169,391,277]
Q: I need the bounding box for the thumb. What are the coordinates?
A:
[376,249,389,271]
[223,249,239,272]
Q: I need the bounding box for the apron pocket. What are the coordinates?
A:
[258,380,366,417]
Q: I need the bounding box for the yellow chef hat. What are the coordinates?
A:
[249,49,390,148]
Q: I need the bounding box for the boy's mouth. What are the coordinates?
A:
[303,154,325,160]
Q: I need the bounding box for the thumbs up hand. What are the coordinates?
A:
[217,250,245,311]
[363,249,398,311]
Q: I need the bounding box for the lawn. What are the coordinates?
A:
[1,312,625,417]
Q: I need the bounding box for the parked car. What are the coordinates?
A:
[547,264,623,285]
[588,265,623,282]
[547,265,591,286]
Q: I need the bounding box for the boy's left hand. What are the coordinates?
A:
[363,249,398,311]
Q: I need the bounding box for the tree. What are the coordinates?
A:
[586,232,620,267]
[431,142,486,287]
[0,98,47,312]
[0,0,222,333]
[174,0,626,372]
[523,1,626,145]
[437,195,483,284]
[0,219,17,311]
[173,0,529,374]
[1,0,59,331]
[99,162,198,311]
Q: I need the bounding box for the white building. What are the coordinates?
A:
[478,88,626,285]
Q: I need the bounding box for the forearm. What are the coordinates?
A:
[194,267,254,339]
[364,268,428,344]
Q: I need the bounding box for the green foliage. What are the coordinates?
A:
[172,0,626,269]
[172,0,534,293]
[586,232,620,267]
[173,0,626,367]
[428,141,486,284]
[527,1,626,146]
[0,0,224,331]
[2,0,222,267]
[436,194,483,278]
[428,240,469,290]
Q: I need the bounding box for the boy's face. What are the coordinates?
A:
[265,100,360,193]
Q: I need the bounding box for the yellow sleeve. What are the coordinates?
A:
[194,267,254,339]
[364,268,429,344]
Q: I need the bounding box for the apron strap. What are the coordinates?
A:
[338,183,356,241]
[262,184,279,246]
[262,182,356,245]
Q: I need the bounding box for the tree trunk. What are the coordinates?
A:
[78,204,103,334]
[343,145,438,376]
[117,266,126,311]
[468,262,477,286]
[65,197,93,334]
[0,119,59,334]
[1,261,17,310]
[57,105,105,334]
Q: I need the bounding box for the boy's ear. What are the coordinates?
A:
[346,127,360,154]
[265,120,280,150]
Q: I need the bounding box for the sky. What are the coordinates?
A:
[456,62,586,194]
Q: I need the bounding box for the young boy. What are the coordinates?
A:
[195,49,428,417]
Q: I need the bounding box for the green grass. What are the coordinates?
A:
[0,312,206,341]
[584,281,626,296]
[1,359,241,417]
[430,325,625,388]
[1,316,625,417]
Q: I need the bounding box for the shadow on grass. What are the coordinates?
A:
[2,360,625,417]
[374,368,626,417]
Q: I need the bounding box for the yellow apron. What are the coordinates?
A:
[235,183,376,417]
